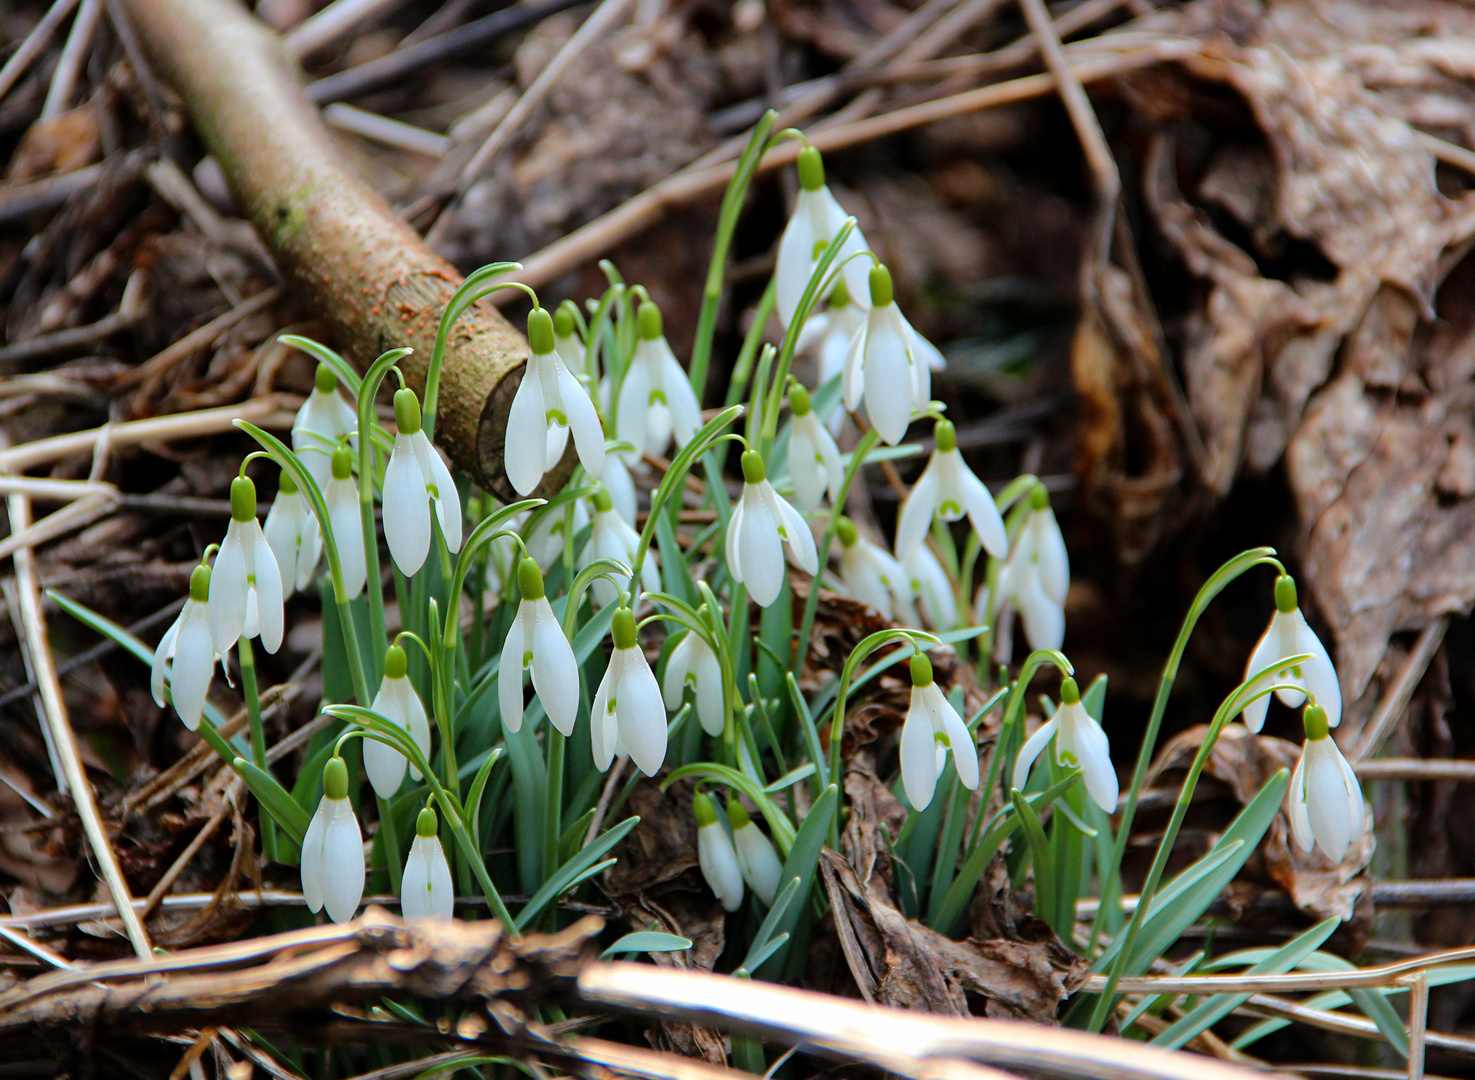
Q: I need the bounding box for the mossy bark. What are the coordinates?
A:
[120,0,572,499]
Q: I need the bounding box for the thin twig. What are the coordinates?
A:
[139,793,235,921]
[114,286,283,391]
[1407,971,1429,1080]
[40,0,101,121]
[323,104,450,158]
[283,0,408,59]
[0,491,118,564]
[1356,759,1475,782]
[1242,994,1475,1057]
[0,162,108,224]
[0,0,83,104]
[6,490,153,958]
[1352,618,1448,762]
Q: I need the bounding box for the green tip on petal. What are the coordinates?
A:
[592,485,613,513]
[331,444,354,480]
[315,364,338,394]
[1060,676,1080,705]
[612,607,638,650]
[934,418,957,454]
[797,146,825,192]
[229,475,257,522]
[836,516,858,548]
[727,799,751,829]
[323,756,349,800]
[740,449,766,485]
[527,307,555,354]
[517,556,545,601]
[416,806,438,838]
[278,470,297,495]
[554,304,575,339]
[692,791,718,827]
[1030,483,1049,511]
[189,563,212,602]
[638,301,663,341]
[1275,574,1298,614]
[385,644,408,679]
[1303,702,1330,741]
[393,386,422,434]
[829,275,851,309]
[790,383,812,417]
[868,264,893,309]
[910,651,934,688]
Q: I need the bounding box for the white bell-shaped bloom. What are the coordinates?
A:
[401,807,455,921]
[152,563,219,731]
[553,302,588,378]
[992,484,1069,652]
[582,485,659,607]
[209,476,285,655]
[616,301,702,462]
[785,383,844,514]
[262,470,321,597]
[799,277,870,389]
[726,450,819,608]
[835,517,916,624]
[526,497,590,571]
[292,364,358,491]
[662,622,725,737]
[301,757,365,924]
[506,307,606,496]
[905,543,957,631]
[1012,677,1117,813]
[603,450,638,526]
[841,265,932,446]
[324,446,367,600]
[895,419,1008,564]
[1242,575,1341,733]
[499,558,580,735]
[383,388,464,577]
[1287,705,1365,864]
[364,645,432,798]
[591,607,667,775]
[728,800,783,906]
[694,792,744,912]
[774,146,872,330]
[898,653,979,811]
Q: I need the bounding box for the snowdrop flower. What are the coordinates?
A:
[526,497,590,570]
[727,800,783,906]
[841,265,934,446]
[262,471,321,597]
[1012,677,1117,814]
[662,619,724,737]
[785,383,844,514]
[992,483,1068,652]
[616,301,702,461]
[301,756,365,924]
[553,302,586,375]
[905,543,957,631]
[324,445,367,599]
[835,517,915,624]
[384,388,464,577]
[798,276,868,390]
[726,450,818,608]
[591,607,667,775]
[500,558,579,735]
[774,146,872,330]
[401,806,455,922]
[582,485,659,606]
[899,653,978,811]
[895,419,1008,564]
[603,452,638,527]
[1288,704,1365,864]
[364,645,431,799]
[152,563,219,730]
[293,364,357,490]
[1242,575,1341,733]
[694,792,743,912]
[506,307,606,496]
[209,475,284,655]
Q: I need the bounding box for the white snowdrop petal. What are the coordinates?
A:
[894,461,940,562]
[499,611,527,733]
[616,360,651,459]
[171,607,215,731]
[505,371,548,495]
[1293,612,1342,728]
[152,611,184,707]
[734,823,784,906]
[770,487,818,575]
[400,839,434,921]
[724,498,746,582]
[417,432,463,554]
[694,643,725,737]
[531,599,580,736]
[735,489,784,607]
[558,360,607,479]
[862,315,915,446]
[661,635,693,712]
[957,465,1008,559]
[327,479,367,599]
[932,686,978,791]
[788,425,825,514]
[365,681,409,799]
[1035,510,1070,604]
[1271,611,1309,709]
[1012,717,1059,795]
[301,799,328,913]
[402,678,431,781]
[604,455,638,526]
[1241,617,1281,732]
[263,499,298,598]
[774,192,821,328]
[208,523,248,653]
[1305,740,1353,863]
[616,648,667,777]
[841,323,867,411]
[1287,754,1315,853]
[425,836,455,920]
[383,436,430,576]
[249,525,285,654]
[899,689,942,811]
[321,800,365,924]
[590,666,618,772]
[661,355,702,449]
[1018,570,1065,652]
[697,823,745,912]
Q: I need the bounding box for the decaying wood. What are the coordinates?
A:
[114,0,572,500]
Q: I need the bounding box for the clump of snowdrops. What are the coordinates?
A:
[71,113,1382,1047]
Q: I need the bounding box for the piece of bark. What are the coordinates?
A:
[116,0,571,499]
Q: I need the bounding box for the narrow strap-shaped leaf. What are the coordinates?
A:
[600,931,693,959]
[754,783,838,980]
[515,816,639,929]
[231,757,310,845]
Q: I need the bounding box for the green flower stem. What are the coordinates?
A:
[543,727,565,914]
[376,792,403,894]
[237,636,276,863]
[1087,548,1284,955]
[423,262,521,442]
[689,109,778,402]
[358,348,413,682]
